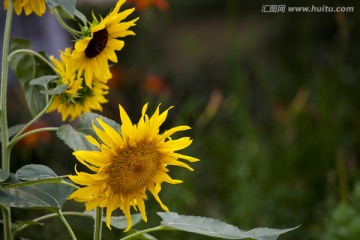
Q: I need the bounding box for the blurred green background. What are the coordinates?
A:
[3,0,360,239]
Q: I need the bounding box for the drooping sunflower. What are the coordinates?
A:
[4,0,46,16]
[46,48,109,121]
[71,0,139,87]
[68,103,199,231]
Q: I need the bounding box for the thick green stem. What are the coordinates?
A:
[1,0,14,177]
[56,210,78,240]
[93,207,103,240]
[120,225,172,240]
[1,206,12,240]
[54,9,83,37]
[1,1,14,239]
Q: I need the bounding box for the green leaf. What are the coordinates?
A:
[40,84,68,95]
[0,183,73,210]
[75,112,120,140]
[9,40,52,117]
[57,124,97,151]
[46,0,76,18]
[158,212,299,240]
[16,164,57,181]
[29,75,58,89]
[9,39,36,82]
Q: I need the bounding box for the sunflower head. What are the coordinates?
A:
[4,0,46,16]
[47,48,109,122]
[68,103,199,231]
[71,0,139,87]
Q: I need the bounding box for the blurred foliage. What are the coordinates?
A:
[3,0,360,239]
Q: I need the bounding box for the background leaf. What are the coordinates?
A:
[75,112,120,140]
[57,124,97,151]
[158,212,298,240]
[46,0,76,18]
[16,164,58,181]
[9,39,53,117]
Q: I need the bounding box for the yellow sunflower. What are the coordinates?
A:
[71,0,139,87]
[4,0,46,16]
[68,103,199,231]
[46,48,109,121]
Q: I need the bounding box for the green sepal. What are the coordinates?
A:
[158,212,299,240]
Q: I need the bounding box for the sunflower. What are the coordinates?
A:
[71,0,139,87]
[68,103,199,231]
[46,48,109,121]
[4,0,46,16]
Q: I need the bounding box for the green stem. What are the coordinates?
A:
[56,210,78,240]
[54,9,83,37]
[8,127,58,148]
[1,1,14,239]
[1,206,12,240]
[8,49,54,71]
[120,225,173,240]
[93,207,103,240]
[14,211,91,236]
[9,98,54,148]
[1,0,14,177]
[0,177,79,190]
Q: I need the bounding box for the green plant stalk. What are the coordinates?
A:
[8,49,55,72]
[1,0,14,177]
[54,9,83,37]
[1,1,14,239]
[93,207,103,240]
[10,97,54,148]
[1,206,12,240]
[120,225,173,240]
[56,210,78,240]
[14,211,91,236]
[8,127,58,148]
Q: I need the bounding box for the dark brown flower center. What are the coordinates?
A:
[106,141,160,194]
[85,29,109,58]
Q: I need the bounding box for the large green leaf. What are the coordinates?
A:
[15,164,57,181]
[46,0,76,18]
[57,124,97,151]
[9,39,53,117]
[0,183,73,210]
[0,174,73,210]
[75,113,120,140]
[158,212,298,240]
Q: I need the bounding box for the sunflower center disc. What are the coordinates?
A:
[107,141,160,193]
[85,29,109,58]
